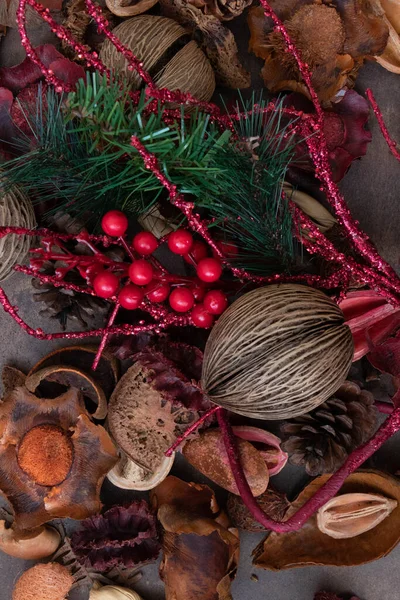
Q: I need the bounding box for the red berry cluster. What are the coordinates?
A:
[92,210,229,328]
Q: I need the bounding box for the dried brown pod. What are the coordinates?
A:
[2,366,26,395]
[0,187,36,281]
[183,429,269,496]
[189,0,252,20]
[227,488,290,532]
[28,345,119,418]
[159,0,250,88]
[253,470,400,569]
[0,520,60,559]
[372,0,400,73]
[248,0,389,102]
[12,563,74,600]
[317,492,397,539]
[150,476,239,600]
[106,0,158,17]
[0,385,117,531]
[25,365,108,420]
[202,284,353,420]
[100,16,215,102]
[107,362,200,473]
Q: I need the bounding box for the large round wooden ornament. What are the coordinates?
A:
[99,15,216,102]
[201,284,354,420]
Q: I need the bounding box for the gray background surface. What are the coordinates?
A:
[0,8,400,600]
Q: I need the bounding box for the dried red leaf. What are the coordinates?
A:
[368,336,400,378]
[0,87,16,158]
[70,501,160,571]
[150,476,240,600]
[135,344,210,412]
[0,45,84,94]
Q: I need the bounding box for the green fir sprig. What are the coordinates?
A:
[1,72,300,273]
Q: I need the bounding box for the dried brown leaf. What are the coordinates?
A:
[253,470,400,570]
[159,0,250,88]
[151,476,240,600]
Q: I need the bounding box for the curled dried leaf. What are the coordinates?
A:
[317,492,397,539]
[106,0,158,17]
[150,476,239,600]
[159,0,250,88]
[253,470,400,570]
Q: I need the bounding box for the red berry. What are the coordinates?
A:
[203,290,228,315]
[213,240,239,259]
[146,283,170,303]
[168,229,193,255]
[133,231,158,256]
[128,260,153,286]
[197,258,222,283]
[169,287,195,312]
[93,271,119,299]
[192,286,206,302]
[101,210,128,237]
[183,240,208,265]
[191,304,215,328]
[118,284,144,310]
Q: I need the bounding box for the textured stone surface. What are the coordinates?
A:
[0,9,400,600]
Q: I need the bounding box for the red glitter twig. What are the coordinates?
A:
[164,405,221,456]
[92,301,120,370]
[366,88,400,163]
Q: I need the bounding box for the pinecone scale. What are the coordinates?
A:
[281,381,377,476]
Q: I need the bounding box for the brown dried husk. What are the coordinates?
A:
[0,187,36,281]
[253,470,400,569]
[159,0,250,88]
[106,0,158,17]
[201,284,353,420]
[99,15,215,102]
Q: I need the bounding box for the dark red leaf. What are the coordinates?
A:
[0,44,83,94]
[0,87,17,158]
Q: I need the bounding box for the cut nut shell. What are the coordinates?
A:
[25,365,108,420]
[317,492,397,539]
[253,470,400,570]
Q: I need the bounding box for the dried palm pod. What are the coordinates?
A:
[317,492,397,539]
[0,187,36,281]
[99,16,215,102]
[202,284,353,420]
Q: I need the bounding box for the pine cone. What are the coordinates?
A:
[281,381,377,476]
[32,261,109,330]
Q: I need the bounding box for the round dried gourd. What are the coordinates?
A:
[0,187,36,281]
[202,284,354,420]
[99,15,215,102]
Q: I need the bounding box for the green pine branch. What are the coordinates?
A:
[0,72,301,272]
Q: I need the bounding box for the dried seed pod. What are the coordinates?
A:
[90,586,143,600]
[107,451,175,491]
[0,521,60,559]
[317,493,397,539]
[12,563,74,600]
[100,16,215,102]
[202,284,353,420]
[0,187,36,281]
[106,0,158,17]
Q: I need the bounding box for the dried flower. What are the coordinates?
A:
[71,501,160,571]
[248,0,389,102]
[0,381,117,531]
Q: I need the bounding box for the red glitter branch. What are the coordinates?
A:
[366,88,400,163]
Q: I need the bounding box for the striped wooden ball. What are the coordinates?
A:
[202,284,354,420]
[99,15,216,102]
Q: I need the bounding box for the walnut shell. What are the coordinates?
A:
[99,15,215,102]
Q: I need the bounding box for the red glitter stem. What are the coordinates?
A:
[217,406,400,532]
[92,301,120,370]
[366,88,400,163]
[164,405,221,456]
